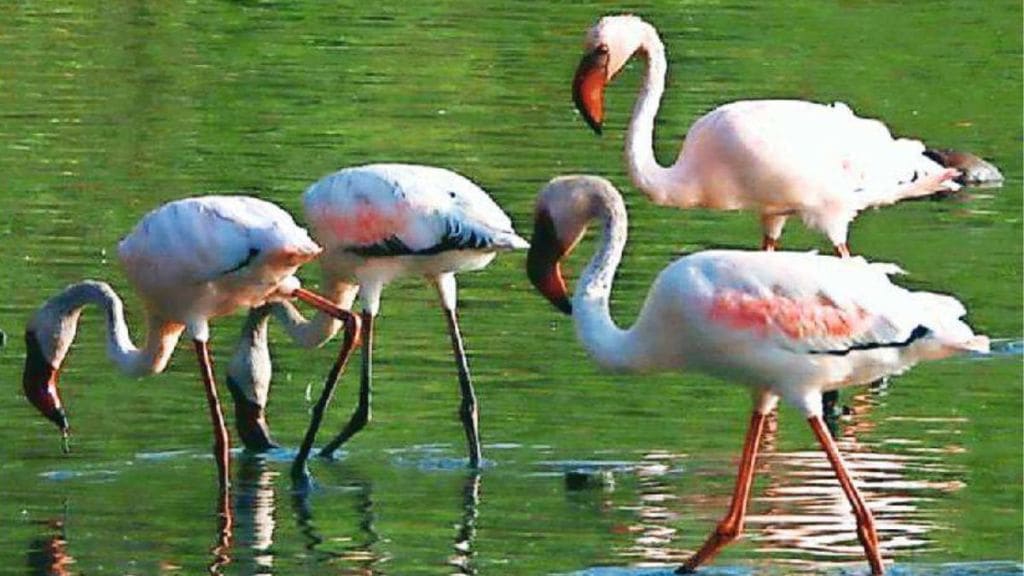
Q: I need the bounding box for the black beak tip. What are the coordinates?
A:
[44,407,69,431]
[555,298,573,315]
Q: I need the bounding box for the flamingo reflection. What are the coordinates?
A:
[27,505,74,576]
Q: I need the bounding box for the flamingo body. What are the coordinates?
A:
[22,195,355,489]
[305,163,526,290]
[612,249,982,409]
[526,175,988,573]
[118,196,322,336]
[572,15,1002,252]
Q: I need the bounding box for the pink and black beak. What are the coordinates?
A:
[526,209,572,315]
[23,330,70,445]
[572,46,610,135]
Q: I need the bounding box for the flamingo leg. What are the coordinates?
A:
[678,410,767,574]
[834,243,851,258]
[319,310,375,459]
[291,311,361,482]
[444,307,482,468]
[194,339,231,492]
[808,415,884,575]
[760,236,779,252]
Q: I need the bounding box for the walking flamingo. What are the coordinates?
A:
[525,175,988,574]
[571,14,1003,256]
[226,163,528,473]
[22,195,360,490]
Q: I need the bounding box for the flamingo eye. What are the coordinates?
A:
[448,191,457,199]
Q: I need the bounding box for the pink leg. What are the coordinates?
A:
[761,236,779,252]
[677,411,768,573]
[808,415,884,575]
[195,340,231,491]
[835,243,851,258]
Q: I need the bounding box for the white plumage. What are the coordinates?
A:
[572,15,1001,255]
[526,175,987,574]
[229,163,528,468]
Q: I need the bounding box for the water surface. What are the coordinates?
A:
[1,1,1020,574]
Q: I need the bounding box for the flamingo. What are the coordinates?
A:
[21,195,360,490]
[226,163,528,473]
[525,175,988,574]
[571,14,1003,257]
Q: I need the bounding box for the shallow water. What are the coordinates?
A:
[1,1,1021,575]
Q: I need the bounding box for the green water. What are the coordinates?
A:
[1,1,1020,574]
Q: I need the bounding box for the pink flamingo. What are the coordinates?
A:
[22,195,360,489]
[226,163,528,472]
[571,15,1003,257]
[526,175,988,574]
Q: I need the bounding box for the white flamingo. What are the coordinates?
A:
[22,195,360,490]
[571,14,1003,257]
[525,175,988,574]
[227,163,528,472]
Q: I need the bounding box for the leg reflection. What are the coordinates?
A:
[27,502,74,576]
[209,486,233,575]
[290,467,381,572]
[449,472,482,574]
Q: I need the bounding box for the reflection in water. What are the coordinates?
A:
[27,503,74,576]
[449,472,482,575]
[210,485,233,574]
[597,384,967,572]
[289,467,484,574]
[747,387,964,571]
[618,452,688,567]
[230,455,279,575]
[290,468,383,574]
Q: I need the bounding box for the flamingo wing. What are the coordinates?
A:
[304,164,527,256]
[677,250,955,356]
[119,196,318,284]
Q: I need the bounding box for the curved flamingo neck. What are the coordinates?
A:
[34,281,183,377]
[572,186,642,371]
[625,26,687,205]
[271,281,357,348]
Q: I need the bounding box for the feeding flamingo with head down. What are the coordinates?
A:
[571,14,1003,257]
[21,195,360,490]
[226,163,528,476]
[525,175,988,574]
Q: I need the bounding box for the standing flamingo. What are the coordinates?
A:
[525,175,988,574]
[571,14,1003,256]
[227,163,528,472]
[22,195,360,490]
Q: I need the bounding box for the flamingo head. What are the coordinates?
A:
[526,176,608,315]
[23,328,70,442]
[573,14,652,134]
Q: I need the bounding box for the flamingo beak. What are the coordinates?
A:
[23,330,70,441]
[526,210,572,315]
[572,47,609,135]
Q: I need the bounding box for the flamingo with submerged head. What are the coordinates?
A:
[526,175,988,574]
[226,163,528,475]
[22,195,360,489]
[571,14,1003,257]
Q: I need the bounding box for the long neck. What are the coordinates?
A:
[625,29,684,204]
[271,281,357,348]
[572,188,643,371]
[33,281,183,377]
